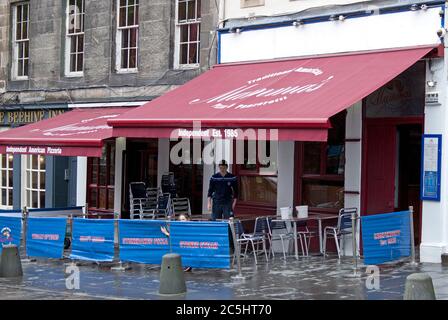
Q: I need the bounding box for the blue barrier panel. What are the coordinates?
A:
[118,220,170,264]
[0,216,22,254]
[361,211,411,265]
[26,217,67,259]
[70,219,115,262]
[170,221,231,269]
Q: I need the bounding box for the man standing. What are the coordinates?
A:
[207,160,238,220]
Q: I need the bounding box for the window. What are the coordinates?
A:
[87,143,115,211]
[175,0,201,67]
[116,0,139,72]
[12,2,30,80]
[65,0,85,76]
[0,154,14,209]
[296,111,346,212]
[235,140,278,206]
[240,0,265,8]
[24,155,46,209]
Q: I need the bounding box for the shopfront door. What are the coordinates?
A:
[364,123,397,215]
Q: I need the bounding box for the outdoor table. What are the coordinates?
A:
[272,213,338,260]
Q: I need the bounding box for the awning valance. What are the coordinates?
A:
[0,108,133,157]
[109,46,435,141]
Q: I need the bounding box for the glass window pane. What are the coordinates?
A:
[32,171,38,189]
[39,155,46,170]
[128,5,135,26]
[303,142,321,174]
[178,1,187,21]
[1,155,5,168]
[197,0,201,19]
[23,4,29,21]
[99,188,106,209]
[180,25,188,42]
[119,6,126,27]
[26,190,31,207]
[40,171,45,190]
[24,41,29,58]
[40,192,45,208]
[121,49,129,69]
[22,21,28,39]
[326,145,345,175]
[189,23,198,42]
[239,176,277,204]
[8,171,13,188]
[90,188,97,208]
[188,42,198,64]
[180,44,188,65]
[31,155,38,169]
[129,49,137,68]
[8,190,13,207]
[302,180,344,209]
[107,189,114,209]
[1,172,5,188]
[187,0,196,20]
[32,191,38,208]
[2,189,7,206]
[121,29,129,48]
[23,58,29,77]
[129,28,137,47]
[8,154,13,167]
[77,53,83,72]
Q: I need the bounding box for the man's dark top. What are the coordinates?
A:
[207,172,238,203]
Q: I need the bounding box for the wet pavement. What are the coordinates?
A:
[1,254,447,300]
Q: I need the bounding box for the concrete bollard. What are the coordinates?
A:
[441,254,448,267]
[403,273,436,300]
[0,245,23,278]
[159,253,187,295]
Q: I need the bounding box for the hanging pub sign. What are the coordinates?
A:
[421,134,442,201]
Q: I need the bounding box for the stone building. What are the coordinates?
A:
[0,0,219,211]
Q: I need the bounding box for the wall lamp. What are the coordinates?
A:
[292,20,304,27]
[230,27,242,34]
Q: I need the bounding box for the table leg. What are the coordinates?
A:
[293,221,299,260]
[318,219,323,254]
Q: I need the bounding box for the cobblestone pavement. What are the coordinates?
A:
[0,255,447,300]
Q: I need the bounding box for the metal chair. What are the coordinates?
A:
[268,219,296,260]
[233,219,268,264]
[296,220,317,257]
[153,193,172,219]
[241,217,269,264]
[323,208,357,258]
[171,197,191,218]
[129,182,148,219]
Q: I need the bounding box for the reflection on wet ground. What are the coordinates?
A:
[0,255,447,300]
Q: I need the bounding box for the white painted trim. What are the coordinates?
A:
[68,101,148,108]
[76,156,87,207]
[114,137,126,218]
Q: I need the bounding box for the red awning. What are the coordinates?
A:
[0,108,133,157]
[109,46,434,141]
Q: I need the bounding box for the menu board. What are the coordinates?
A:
[421,135,442,201]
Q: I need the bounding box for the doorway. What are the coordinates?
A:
[122,139,158,218]
[169,140,203,214]
[363,120,422,245]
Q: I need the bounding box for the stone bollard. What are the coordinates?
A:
[159,253,187,295]
[441,254,448,267]
[403,273,436,300]
[0,245,23,278]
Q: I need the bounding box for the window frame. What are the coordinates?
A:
[0,154,14,209]
[174,0,201,69]
[234,140,278,208]
[65,0,85,77]
[22,155,46,209]
[295,112,346,214]
[115,0,139,73]
[11,2,30,81]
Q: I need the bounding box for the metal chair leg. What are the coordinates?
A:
[263,239,268,262]
[251,240,258,264]
[334,231,341,259]
[280,237,287,260]
[323,231,327,256]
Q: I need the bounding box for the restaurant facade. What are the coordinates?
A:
[0,0,448,264]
